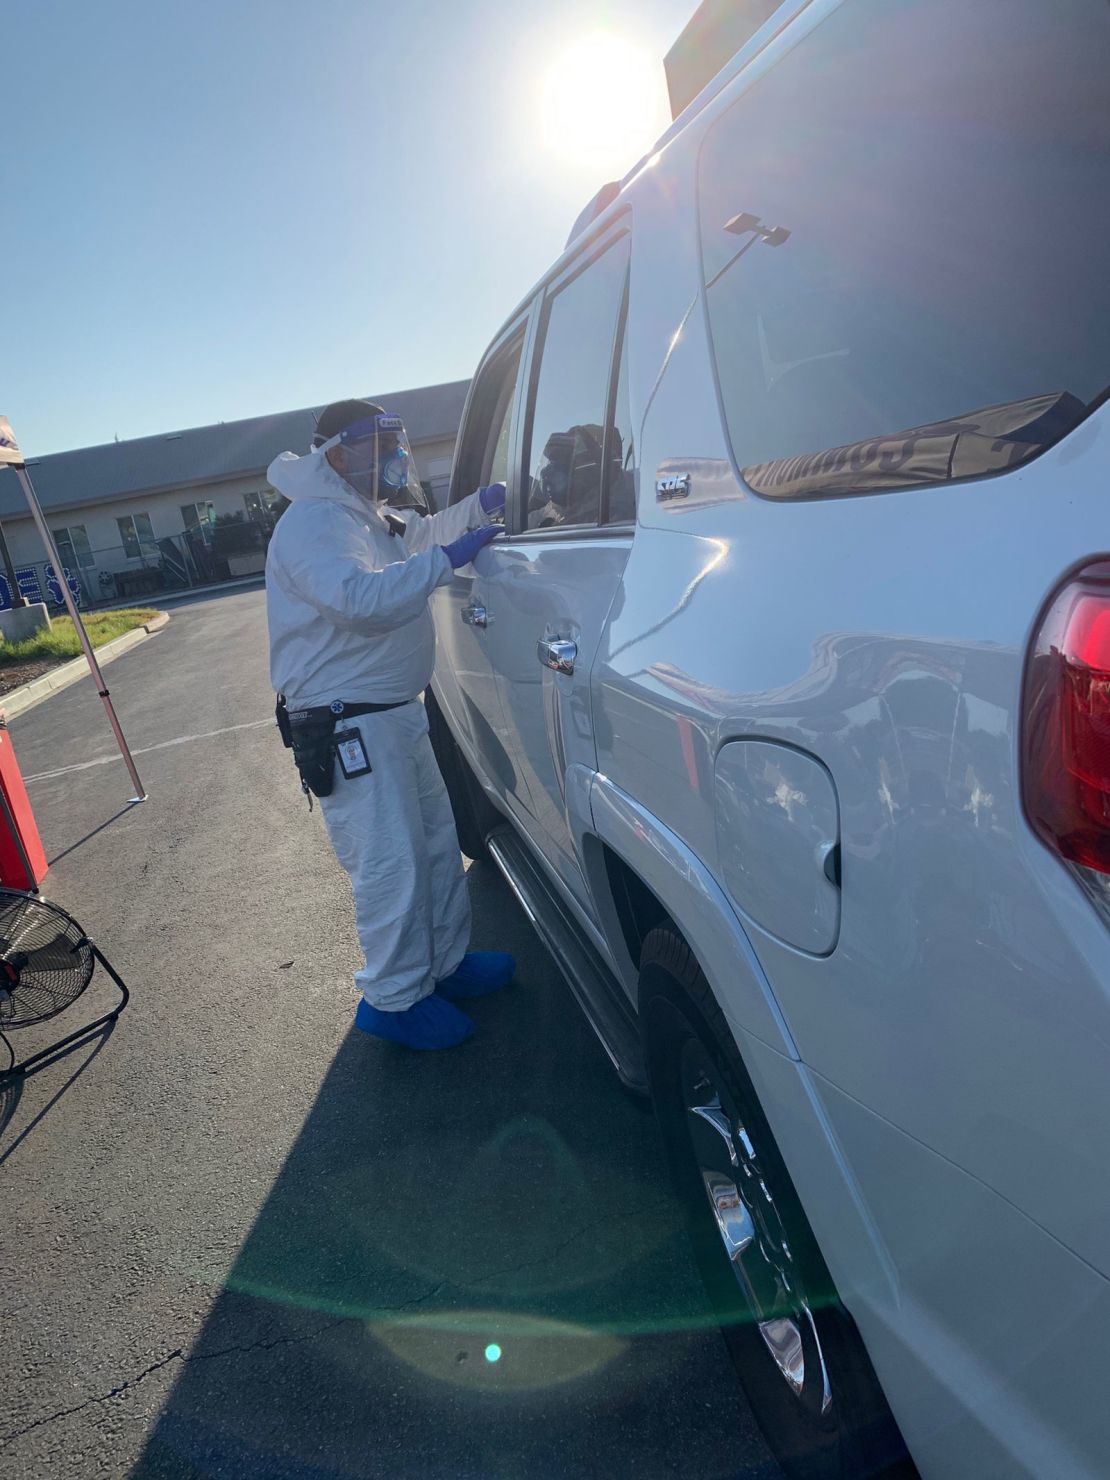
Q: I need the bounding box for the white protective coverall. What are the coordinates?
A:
[265,449,493,1011]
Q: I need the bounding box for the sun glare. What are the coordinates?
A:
[538,33,665,176]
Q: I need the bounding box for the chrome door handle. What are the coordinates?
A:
[461,603,488,628]
[537,637,577,675]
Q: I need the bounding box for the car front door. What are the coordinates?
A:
[431,317,535,806]
[483,227,636,920]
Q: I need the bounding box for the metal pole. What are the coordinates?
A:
[0,521,26,608]
[12,464,147,803]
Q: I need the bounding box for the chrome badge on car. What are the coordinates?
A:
[656,472,692,501]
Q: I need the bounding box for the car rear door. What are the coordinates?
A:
[483,225,636,919]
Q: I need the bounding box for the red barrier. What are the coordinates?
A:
[0,722,47,888]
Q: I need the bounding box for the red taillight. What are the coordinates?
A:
[1023,563,1110,875]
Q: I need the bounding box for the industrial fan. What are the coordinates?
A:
[0,889,129,1078]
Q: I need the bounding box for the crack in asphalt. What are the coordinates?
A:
[0,1348,188,1450]
[0,1316,353,1449]
[382,1281,450,1312]
[3,1200,675,1449]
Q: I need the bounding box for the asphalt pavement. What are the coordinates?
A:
[0,587,779,1480]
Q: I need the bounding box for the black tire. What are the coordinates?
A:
[640,926,916,1480]
[425,688,501,862]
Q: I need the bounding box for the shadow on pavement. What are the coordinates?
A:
[48,805,135,866]
[128,865,769,1480]
[0,1029,114,1166]
[0,1060,20,1138]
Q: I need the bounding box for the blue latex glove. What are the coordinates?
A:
[443,523,502,569]
[478,482,507,516]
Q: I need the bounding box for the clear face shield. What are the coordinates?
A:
[314,412,429,514]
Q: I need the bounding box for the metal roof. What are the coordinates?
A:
[0,379,470,519]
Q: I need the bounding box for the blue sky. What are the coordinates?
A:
[2,0,692,455]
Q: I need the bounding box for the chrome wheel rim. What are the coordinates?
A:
[683,1044,832,1419]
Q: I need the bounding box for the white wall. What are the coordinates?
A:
[3,473,278,569]
[0,473,278,606]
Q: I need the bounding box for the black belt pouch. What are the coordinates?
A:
[289,716,338,799]
[275,694,294,748]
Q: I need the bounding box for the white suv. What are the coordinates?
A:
[426,2,1110,1475]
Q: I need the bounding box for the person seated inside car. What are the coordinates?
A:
[528,425,605,528]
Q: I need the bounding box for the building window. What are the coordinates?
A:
[181,501,214,532]
[244,489,284,523]
[117,512,156,560]
[51,523,96,570]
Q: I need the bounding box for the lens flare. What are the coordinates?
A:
[375,1310,624,1392]
[538,34,666,174]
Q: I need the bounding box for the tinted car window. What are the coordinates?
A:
[524,237,630,531]
[699,0,1110,499]
[605,324,636,524]
[451,332,524,506]
[486,371,516,488]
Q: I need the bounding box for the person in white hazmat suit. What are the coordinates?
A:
[266,398,513,1051]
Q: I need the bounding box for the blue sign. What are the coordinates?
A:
[15,566,42,605]
[45,563,82,608]
[0,565,83,612]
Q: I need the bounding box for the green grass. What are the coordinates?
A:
[0,608,160,668]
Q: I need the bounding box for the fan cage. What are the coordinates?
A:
[0,889,95,1031]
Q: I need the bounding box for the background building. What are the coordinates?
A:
[0,381,468,609]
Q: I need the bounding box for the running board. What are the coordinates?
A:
[486,825,649,1095]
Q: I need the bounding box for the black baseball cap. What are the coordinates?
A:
[312,399,385,448]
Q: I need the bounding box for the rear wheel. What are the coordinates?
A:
[640,926,916,1480]
[425,689,501,863]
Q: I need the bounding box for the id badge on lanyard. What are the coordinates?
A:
[334,728,372,779]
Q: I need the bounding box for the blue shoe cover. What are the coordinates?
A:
[436,951,516,1001]
[354,993,474,1049]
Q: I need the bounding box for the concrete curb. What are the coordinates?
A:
[0,611,171,721]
